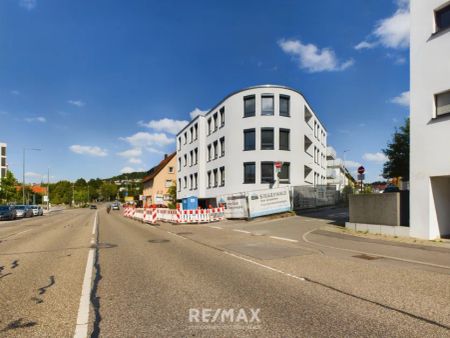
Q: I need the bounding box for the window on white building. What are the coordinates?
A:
[207,145,212,161]
[184,132,187,144]
[207,171,211,188]
[194,123,198,140]
[213,141,218,159]
[435,90,450,117]
[194,173,198,189]
[208,118,212,135]
[435,4,450,32]
[220,166,225,186]
[279,129,290,151]
[190,127,193,143]
[184,154,187,166]
[280,95,290,117]
[243,162,255,184]
[178,178,181,191]
[178,158,181,171]
[190,175,193,190]
[261,95,274,115]
[261,128,274,150]
[279,162,290,183]
[261,162,274,183]
[194,148,198,164]
[213,113,218,131]
[183,176,187,188]
[213,169,218,187]
[244,129,256,151]
[244,95,255,117]
[220,137,225,157]
[220,107,225,127]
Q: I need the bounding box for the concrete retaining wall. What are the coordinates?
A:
[349,193,402,226]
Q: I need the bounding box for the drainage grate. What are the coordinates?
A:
[176,232,193,235]
[353,254,382,260]
[148,239,170,243]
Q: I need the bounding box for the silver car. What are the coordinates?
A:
[15,205,34,218]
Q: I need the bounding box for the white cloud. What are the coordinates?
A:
[68,100,85,107]
[11,90,20,95]
[121,132,174,148]
[69,145,108,157]
[363,152,388,163]
[355,0,410,50]
[25,116,46,123]
[189,108,208,119]
[19,0,36,10]
[391,91,410,107]
[25,172,43,178]
[278,39,354,73]
[128,158,142,164]
[138,118,188,134]
[117,148,142,158]
[344,160,361,168]
[120,166,135,174]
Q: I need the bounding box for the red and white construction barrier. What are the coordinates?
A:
[123,207,225,224]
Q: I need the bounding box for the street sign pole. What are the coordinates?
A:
[357,166,365,193]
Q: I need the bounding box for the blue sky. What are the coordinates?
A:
[0,0,410,183]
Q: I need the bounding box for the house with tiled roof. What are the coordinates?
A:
[142,152,176,206]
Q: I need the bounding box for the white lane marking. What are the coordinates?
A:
[224,251,305,281]
[233,229,251,234]
[167,231,187,240]
[269,236,298,243]
[209,226,223,230]
[74,211,98,338]
[302,229,450,270]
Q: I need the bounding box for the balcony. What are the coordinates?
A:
[326,146,336,160]
[327,159,344,168]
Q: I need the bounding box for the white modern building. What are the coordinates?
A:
[410,0,450,239]
[326,147,354,191]
[176,85,328,206]
[0,143,6,182]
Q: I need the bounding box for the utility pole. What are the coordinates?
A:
[72,183,75,206]
[47,167,50,211]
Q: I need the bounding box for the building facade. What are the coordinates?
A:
[326,147,354,191]
[176,85,328,204]
[410,0,450,239]
[0,143,6,182]
[142,153,176,206]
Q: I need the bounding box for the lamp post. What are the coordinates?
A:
[23,148,41,205]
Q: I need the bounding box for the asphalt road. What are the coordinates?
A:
[1,208,449,337]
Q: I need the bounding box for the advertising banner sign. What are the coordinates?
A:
[217,193,248,218]
[247,187,291,218]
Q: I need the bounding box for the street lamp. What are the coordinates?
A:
[23,148,41,205]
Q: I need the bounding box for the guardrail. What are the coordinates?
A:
[123,207,225,224]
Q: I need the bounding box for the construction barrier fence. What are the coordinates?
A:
[123,207,225,224]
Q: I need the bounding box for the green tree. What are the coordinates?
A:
[0,171,20,203]
[382,118,410,180]
[167,182,177,209]
[100,182,118,201]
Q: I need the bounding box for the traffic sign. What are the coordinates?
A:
[275,162,282,169]
[357,174,365,181]
[357,166,365,174]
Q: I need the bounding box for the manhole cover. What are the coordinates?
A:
[148,239,170,243]
[353,254,381,260]
[176,232,193,235]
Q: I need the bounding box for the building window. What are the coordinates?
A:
[189,151,193,166]
[208,118,212,135]
[261,95,274,115]
[436,4,450,32]
[177,137,181,150]
[213,169,218,187]
[190,175,193,190]
[213,113,218,131]
[178,158,181,171]
[279,128,290,151]
[280,95,290,117]
[220,137,225,157]
[261,128,274,150]
[220,107,225,127]
[243,162,256,184]
[220,166,225,186]
[435,90,450,117]
[194,123,198,140]
[190,127,193,143]
[213,141,218,159]
[183,176,187,188]
[178,178,181,191]
[279,162,290,183]
[207,145,212,161]
[165,179,172,188]
[194,173,198,189]
[244,95,255,117]
[184,132,187,144]
[261,162,274,183]
[168,166,174,173]
[194,148,198,164]
[207,171,212,188]
[184,154,187,166]
[244,129,255,151]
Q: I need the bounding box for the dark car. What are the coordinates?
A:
[90,204,97,209]
[15,205,34,218]
[383,184,400,193]
[0,205,17,221]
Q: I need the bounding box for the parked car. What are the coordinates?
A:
[15,205,34,218]
[0,205,17,221]
[383,184,400,193]
[90,204,97,209]
[111,202,120,210]
[31,205,44,216]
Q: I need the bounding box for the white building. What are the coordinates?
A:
[410,0,450,239]
[0,143,6,182]
[176,85,328,205]
[326,147,354,191]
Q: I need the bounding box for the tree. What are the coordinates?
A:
[382,118,410,180]
[0,171,20,203]
[167,182,177,209]
[100,182,118,201]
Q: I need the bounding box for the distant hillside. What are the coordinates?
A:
[106,171,148,181]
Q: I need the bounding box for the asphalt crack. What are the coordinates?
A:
[38,275,55,295]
